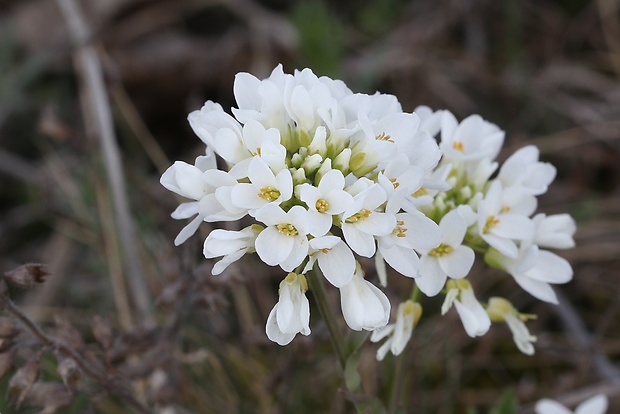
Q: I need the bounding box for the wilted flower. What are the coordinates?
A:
[487,297,537,355]
[442,279,490,337]
[370,300,422,360]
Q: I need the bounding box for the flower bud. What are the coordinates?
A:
[302,154,323,175]
[314,158,332,185]
[332,148,351,175]
[295,128,312,148]
[308,126,327,157]
[292,168,307,186]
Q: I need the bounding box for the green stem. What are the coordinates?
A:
[410,284,421,302]
[306,268,347,369]
[388,351,407,413]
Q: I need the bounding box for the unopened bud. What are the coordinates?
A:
[295,128,312,148]
[349,151,367,173]
[314,158,332,185]
[291,167,307,186]
[332,148,351,175]
[302,154,323,175]
[308,126,327,156]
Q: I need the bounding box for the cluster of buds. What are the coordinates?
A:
[161,65,576,357]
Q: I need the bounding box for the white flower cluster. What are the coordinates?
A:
[161,65,576,357]
[411,107,576,355]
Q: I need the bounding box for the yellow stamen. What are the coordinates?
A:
[482,215,500,234]
[345,209,372,223]
[413,188,428,197]
[276,223,298,236]
[375,132,394,143]
[429,243,453,257]
[390,177,399,189]
[258,186,281,202]
[452,141,464,152]
[315,199,329,213]
[392,220,408,238]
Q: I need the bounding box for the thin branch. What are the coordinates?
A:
[55,0,153,325]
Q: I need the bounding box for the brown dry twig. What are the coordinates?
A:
[0,275,153,414]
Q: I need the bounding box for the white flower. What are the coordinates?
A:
[232,65,290,132]
[283,68,334,133]
[297,169,354,237]
[340,263,391,331]
[203,226,260,275]
[535,394,608,414]
[418,209,475,296]
[230,156,293,214]
[487,297,537,355]
[341,184,395,257]
[377,154,425,197]
[303,236,355,287]
[188,101,249,166]
[477,181,535,258]
[376,207,441,280]
[226,120,287,178]
[442,279,491,337]
[491,244,573,304]
[533,213,576,249]
[160,150,245,245]
[498,145,556,196]
[413,105,444,137]
[266,273,310,345]
[439,111,505,163]
[370,300,421,360]
[254,204,310,272]
[405,164,452,208]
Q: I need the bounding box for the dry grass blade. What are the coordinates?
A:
[55,0,153,325]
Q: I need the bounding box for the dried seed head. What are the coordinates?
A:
[55,351,81,388]
[9,352,40,406]
[4,263,50,288]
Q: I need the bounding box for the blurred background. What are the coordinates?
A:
[0,0,619,412]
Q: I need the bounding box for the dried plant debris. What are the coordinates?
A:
[3,263,50,287]
[8,351,41,407]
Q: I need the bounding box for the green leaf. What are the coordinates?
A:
[344,351,362,392]
[489,389,520,414]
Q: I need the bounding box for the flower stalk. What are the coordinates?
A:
[306,268,347,368]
